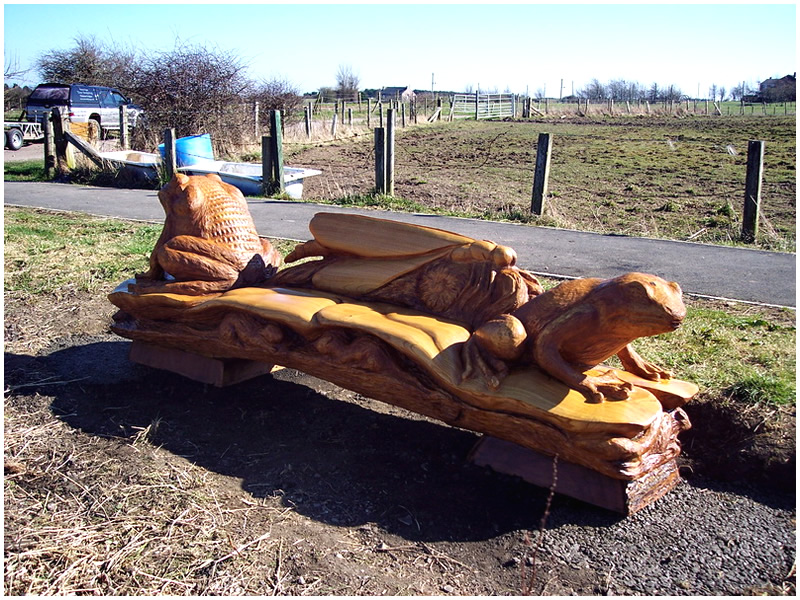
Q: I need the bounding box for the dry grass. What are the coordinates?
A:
[3,400,301,596]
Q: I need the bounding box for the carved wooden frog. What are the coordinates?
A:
[131,173,281,295]
[462,272,687,402]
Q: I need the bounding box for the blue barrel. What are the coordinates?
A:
[158,134,214,167]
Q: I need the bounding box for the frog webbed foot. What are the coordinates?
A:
[460,315,527,390]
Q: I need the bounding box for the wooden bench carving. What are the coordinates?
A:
[109,175,698,513]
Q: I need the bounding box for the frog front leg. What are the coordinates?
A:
[532,310,634,403]
[617,345,673,381]
[131,235,245,295]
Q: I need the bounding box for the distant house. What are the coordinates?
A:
[756,73,796,102]
[368,86,416,103]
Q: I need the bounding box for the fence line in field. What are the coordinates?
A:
[52,97,789,248]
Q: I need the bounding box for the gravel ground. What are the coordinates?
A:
[530,476,795,595]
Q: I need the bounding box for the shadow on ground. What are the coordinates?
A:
[4,336,793,540]
[5,337,628,541]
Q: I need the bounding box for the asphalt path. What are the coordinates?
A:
[4,181,796,308]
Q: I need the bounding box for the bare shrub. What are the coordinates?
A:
[249,78,304,126]
[36,35,137,90]
[33,37,303,159]
[127,41,252,154]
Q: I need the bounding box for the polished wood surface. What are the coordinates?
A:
[110,282,695,481]
[131,173,281,295]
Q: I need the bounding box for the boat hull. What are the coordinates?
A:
[178,160,321,199]
[99,150,161,183]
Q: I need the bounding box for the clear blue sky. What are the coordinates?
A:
[4,2,796,98]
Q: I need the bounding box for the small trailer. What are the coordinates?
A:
[4,121,43,150]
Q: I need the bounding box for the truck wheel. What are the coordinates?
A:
[5,128,24,150]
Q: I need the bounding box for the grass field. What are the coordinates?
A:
[286,115,796,251]
[5,112,796,251]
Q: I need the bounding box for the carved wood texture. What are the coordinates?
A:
[109,187,698,485]
[110,283,693,481]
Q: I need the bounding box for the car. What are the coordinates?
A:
[25,83,144,134]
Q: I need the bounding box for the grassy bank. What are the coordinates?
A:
[4,159,47,182]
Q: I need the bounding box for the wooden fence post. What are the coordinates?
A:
[163,128,177,180]
[531,132,553,215]
[44,111,56,179]
[119,105,129,150]
[51,107,73,173]
[385,109,396,196]
[254,102,260,139]
[367,98,372,127]
[269,110,285,194]
[741,140,765,243]
[331,113,338,138]
[262,135,273,195]
[305,104,312,138]
[374,127,386,194]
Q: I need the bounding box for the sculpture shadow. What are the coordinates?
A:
[4,338,633,542]
[12,339,791,537]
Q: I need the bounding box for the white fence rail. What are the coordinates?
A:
[451,93,516,119]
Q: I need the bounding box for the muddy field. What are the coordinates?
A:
[285,115,796,250]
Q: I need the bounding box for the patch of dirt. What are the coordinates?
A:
[4,289,796,595]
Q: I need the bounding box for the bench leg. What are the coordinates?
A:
[129,340,279,387]
[469,436,680,515]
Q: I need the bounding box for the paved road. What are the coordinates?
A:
[4,181,796,307]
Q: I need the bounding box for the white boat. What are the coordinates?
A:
[177,160,322,199]
[99,150,161,183]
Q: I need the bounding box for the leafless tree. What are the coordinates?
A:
[648,82,660,103]
[335,64,360,100]
[579,79,606,100]
[249,78,304,125]
[4,53,29,81]
[36,35,136,89]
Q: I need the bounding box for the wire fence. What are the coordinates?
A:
[66,95,796,250]
[114,95,797,160]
